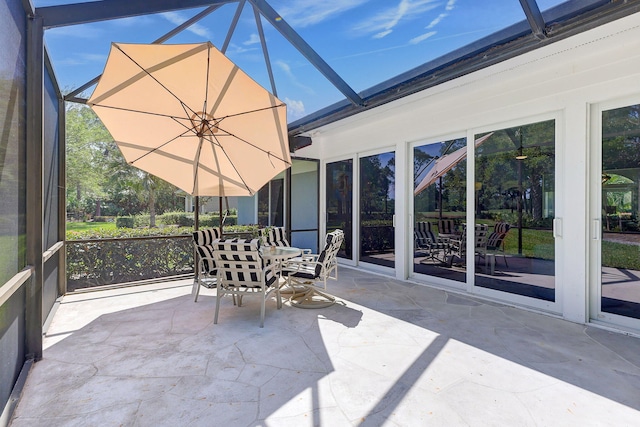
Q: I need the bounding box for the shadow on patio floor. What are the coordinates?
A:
[10,267,640,426]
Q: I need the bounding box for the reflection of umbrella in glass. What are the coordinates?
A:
[88,42,291,198]
[414,132,494,196]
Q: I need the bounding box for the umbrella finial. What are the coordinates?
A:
[190,111,219,137]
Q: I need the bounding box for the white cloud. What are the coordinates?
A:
[276,0,369,28]
[56,53,107,67]
[161,12,211,38]
[426,13,448,29]
[284,97,305,120]
[353,0,439,39]
[445,0,457,11]
[373,30,393,39]
[243,34,261,46]
[409,31,436,44]
[275,60,314,94]
[226,43,259,55]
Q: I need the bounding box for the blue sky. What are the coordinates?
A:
[37,0,565,122]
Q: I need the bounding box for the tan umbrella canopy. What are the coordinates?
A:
[88,42,291,197]
[414,132,494,196]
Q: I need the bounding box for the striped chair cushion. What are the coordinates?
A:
[261,227,290,247]
[195,244,216,273]
[214,239,276,288]
[314,230,344,277]
[415,222,437,243]
[192,228,221,273]
[193,228,221,246]
[494,222,510,234]
[486,232,505,250]
[438,219,456,235]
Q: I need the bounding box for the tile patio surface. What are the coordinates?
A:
[10,267,640,426]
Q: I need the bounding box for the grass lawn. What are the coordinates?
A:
[504,228,555,260]
[66,221,117,232]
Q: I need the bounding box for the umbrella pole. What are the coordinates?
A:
[438,176,443,220]
[219,197,223,238]
[194,196,200,231]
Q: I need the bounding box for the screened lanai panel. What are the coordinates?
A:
[0,0,28,414]
[44,66,60,251]
[43,63,61,322]
[0,0,27,285]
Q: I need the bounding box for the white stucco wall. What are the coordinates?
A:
[294,13,640,330]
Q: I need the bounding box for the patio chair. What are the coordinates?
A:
[484,222,511,267]
[260,226,289,246]
[280,230,344,308]
[282,229,344,290]
[414,221,451,263]
[260,226,312,259]
[192,228,221,302]
[212,238,281,328]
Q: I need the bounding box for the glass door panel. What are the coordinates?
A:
[474,120,556,300]
[326,159,353,260]
[601,104,640,319]
[290,159,319,253]
[257,171,284,227]
[413,138,467,282]
[359,152,395,268]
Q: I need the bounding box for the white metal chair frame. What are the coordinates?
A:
[282,229,344,290]
[192,228,221,302]
[212,238,281,328]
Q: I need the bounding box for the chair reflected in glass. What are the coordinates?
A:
[212,238,281,328]
[448,224,489,267]
[414,221,451,264]
[481,222,512,271]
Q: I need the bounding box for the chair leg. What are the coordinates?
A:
[193,278,201,302]
[260,291,266,328]
[214,289,221,324]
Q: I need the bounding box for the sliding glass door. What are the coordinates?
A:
[326,159,353,260]
[359,151,395,269]
[474,119,556,301]
[412,137,466,282]
[593,102,640,324]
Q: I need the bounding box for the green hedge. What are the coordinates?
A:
[66,224,261,290]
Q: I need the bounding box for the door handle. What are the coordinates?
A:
[553,218,562,238]
[593,219,600,240]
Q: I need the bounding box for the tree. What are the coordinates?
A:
[66,103,184,222]
[65,104,112,219]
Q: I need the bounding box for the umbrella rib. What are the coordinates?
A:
[212,125,291,165]
[90,104,193,124]
[207,133,253,193]
[128,129,193,164]
[112,43,201,119]
[215,103,286,122]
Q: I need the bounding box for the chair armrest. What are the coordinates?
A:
[282,255,321,273]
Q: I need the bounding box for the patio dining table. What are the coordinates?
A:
[259,246,302,284]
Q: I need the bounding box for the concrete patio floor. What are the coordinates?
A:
[10,267,640,426]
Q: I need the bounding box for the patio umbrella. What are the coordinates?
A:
[88,42,291,198]
[414,132,494,196]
